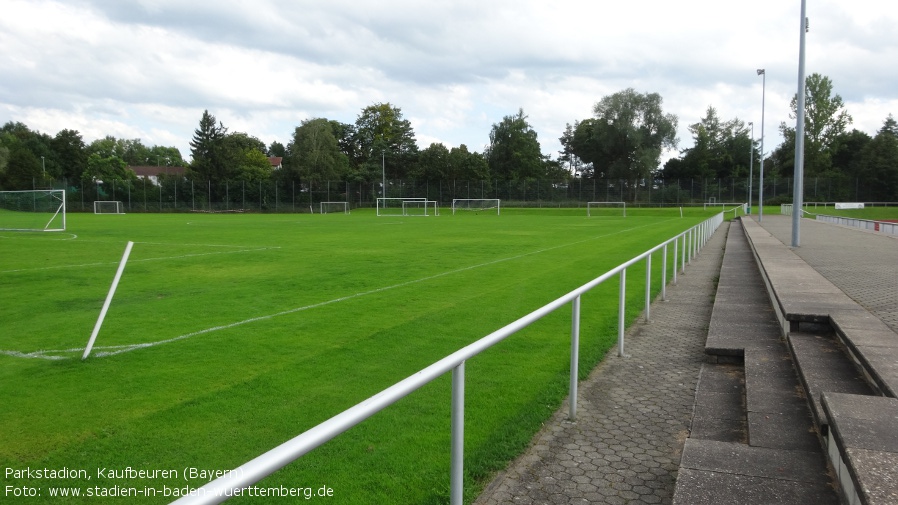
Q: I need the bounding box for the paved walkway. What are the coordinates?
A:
[473,214,897,505]
[756,214,898,333]
[474,223,728,505]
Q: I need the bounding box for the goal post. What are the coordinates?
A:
[401,199,440,216]
[451,198,501,215]
[94,200,124,214]
[587,201,626,217]
[703,202,747,211]
[377,198,427,217]
[0,189,67,231]
[320,201,350,214]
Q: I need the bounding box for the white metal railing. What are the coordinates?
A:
[815,214,898,236]
[172,212,726,505]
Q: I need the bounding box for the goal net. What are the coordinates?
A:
[0,189,67,231]
[320,201,350,214]
[451,198,501,215]
[401,200,439,216]
[377,198,432,216]
[94,200,125,214]
[587,201,626,217]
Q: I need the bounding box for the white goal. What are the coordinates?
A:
[451,198,501,215]
[94,200,125,214]
[0,189,66,231]
[703,201,746,211]
[402,200,439,216]
[377,198,439,216]
[587,201,626,217]
[320,201,350,214]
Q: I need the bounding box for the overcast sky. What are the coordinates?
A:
[2,0,897,165]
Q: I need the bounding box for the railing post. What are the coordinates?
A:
[672,237,680,285]
[451,362,465,505]
[618,269,626,357]
[644,254,651,323]
[681,234,686,273]
[692,227,698,259]
[569,296,581,421]
[661,244,668,301]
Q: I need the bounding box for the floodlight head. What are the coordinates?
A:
[757,69,765,75]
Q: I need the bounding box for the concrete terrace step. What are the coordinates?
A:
[788,331,874,433]
[675,218,838,504]
[822,393,898,505]
[741,217,898,398]
[740,216,898,505]
[688,363,746,443]
[705,219,781,359]
[674,439,838,505]
[744,346,819,453]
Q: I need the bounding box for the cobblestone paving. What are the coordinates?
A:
[474,223,728,505]
[758,215,898,333]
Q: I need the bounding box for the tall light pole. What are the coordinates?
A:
[381,151,386,199]
[748,122,754,214]
[41,156,46,179]
[757,69,766,222]
[792,0,808,247]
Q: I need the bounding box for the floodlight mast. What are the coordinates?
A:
[792,0,808,248]
[748,122,754,214]
[757,68,766,222]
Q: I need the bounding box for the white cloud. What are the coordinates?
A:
[1,0,897,164]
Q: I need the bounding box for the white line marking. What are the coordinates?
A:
[0,246,280,274]
[0,233,78,241]
[2,221,673,360]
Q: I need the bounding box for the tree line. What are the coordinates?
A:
[2,74,895,202]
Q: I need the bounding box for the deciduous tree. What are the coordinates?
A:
[571,89,677,198]
[777,73,852,177]
[285,118,349,182]
[486,109,544,180]
[856,115,898,201]
[354,103,418,180]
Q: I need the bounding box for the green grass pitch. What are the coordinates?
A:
[0,207,718,504]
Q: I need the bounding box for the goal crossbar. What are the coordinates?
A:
[94,200,125,214]
[587,201,626,217]
[400,200,439,216]
[377,198,435,217]
[320,201,350,214]
[451,198,501,215]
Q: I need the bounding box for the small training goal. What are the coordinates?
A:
[587,201,626,217]
[94,200,125,214]
[451,199,501,215]
[0,189,67,231]
[320,201,350,214]
[377,198,439,217]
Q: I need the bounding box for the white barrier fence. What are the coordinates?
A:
[172,212,726,505]
[815,214,898,236]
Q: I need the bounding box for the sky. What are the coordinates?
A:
[2,0,897,166]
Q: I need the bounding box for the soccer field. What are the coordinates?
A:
[0,207,717,504]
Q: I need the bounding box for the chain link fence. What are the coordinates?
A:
[24,176,889,213]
